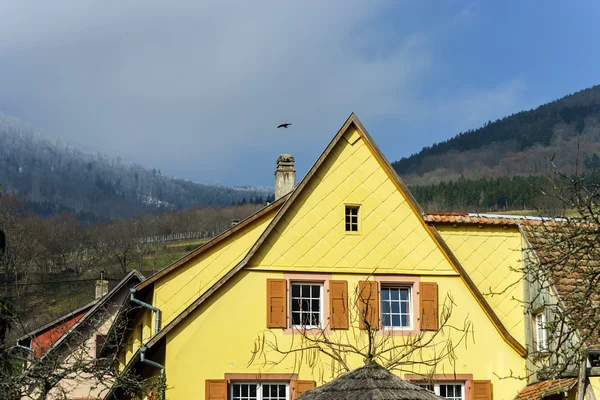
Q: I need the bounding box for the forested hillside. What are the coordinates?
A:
[0,113,272,220]
[393,85,600,181]
[394,85,600,212]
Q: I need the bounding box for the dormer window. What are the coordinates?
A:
[345,205,359,232]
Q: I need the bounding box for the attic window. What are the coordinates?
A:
[345,205,359,232]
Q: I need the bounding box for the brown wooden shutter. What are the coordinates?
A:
[293,380,316,398]
[205,379,227,400]
[419,282,438,331]
[267,279,287,328]
[330,280,348,329]
[358,281,379,330]
[472,380,492,400]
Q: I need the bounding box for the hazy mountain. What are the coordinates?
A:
[0,113,272,220]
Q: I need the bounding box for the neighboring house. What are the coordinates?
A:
[18,301,96,358]
[104,114,599,400]
[18,270,144,400]
[424,213,600,399]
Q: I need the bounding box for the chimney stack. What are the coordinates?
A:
[95,271,109,299]
[275,154,295,200]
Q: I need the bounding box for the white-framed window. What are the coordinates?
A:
[534,311,548,351]
[381,285,412,329]
[345,205,359,232]
[231,383,289,400]
[417,383,464,399]
[290,282,323,328]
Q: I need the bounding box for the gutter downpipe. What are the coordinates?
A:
[129,288,161,335]
[140,346,166,398]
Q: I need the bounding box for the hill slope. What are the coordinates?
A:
[0,113,272,219]
[393,85,600,185]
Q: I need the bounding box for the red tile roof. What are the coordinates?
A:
[424,212,525,226]
[516,378,577,399]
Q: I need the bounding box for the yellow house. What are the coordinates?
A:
[105,114,569,400]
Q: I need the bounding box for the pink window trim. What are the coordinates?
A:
[282,273,332,334]
[374,275,421,336]
[404,373,474,400]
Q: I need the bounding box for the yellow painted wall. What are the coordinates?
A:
[151,209,277,327]
[435,225,526,344]
[590,377,600,396]
[249,128,456,276]
[163,270,526,400]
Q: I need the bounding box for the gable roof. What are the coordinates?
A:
[516,378,577,399]
[32,269,144,361]
[17,300,97,345]
[138,114,527,359]
[136,193,290,292]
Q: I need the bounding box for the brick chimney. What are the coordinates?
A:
[275,154,295,200]
[95,271,109,299]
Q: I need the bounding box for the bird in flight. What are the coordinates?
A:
[277,123,292,128]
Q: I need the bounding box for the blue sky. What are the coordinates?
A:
[0,1,599,187]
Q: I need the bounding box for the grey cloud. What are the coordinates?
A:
[0,1,515,186]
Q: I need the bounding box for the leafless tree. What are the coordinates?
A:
[249,279,472,384]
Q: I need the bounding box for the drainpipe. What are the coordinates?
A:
[130,288,161,335]
[140,346,165,398]
[140,346,164,373]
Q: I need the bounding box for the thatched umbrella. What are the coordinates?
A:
[297,362,442,400]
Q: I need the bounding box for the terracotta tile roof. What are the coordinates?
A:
[424,212,528,226]
[516,378,577,399]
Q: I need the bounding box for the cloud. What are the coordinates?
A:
[0,1,523,186]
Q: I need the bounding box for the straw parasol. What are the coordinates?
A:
[296,362,442,400]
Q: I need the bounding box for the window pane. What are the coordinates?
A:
[381,289,390,300]
[390,289,399,301]
[250,385,256,397]
[292,313,300,325]
[382,301,390,314]
[401,315,408,327]
[312,299,320,311]
[400,301,408,314]
[302,285,310,297]
[391,301,400,313]
[292,285,300,297]
[351,225,357,231]
[400,289,408,300]
[234,385,240,397]
[312,285,320,297]
[392,315,400,327]
[382,314,390,327]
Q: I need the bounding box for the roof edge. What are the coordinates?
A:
[136,194,290,291]
[428,225,527,357]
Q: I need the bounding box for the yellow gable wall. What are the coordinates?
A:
[152,209,276,327]
[163,269,526,400]
[435,225,526,344]
[248,128,456,275]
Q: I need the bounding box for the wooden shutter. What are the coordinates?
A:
[293,380,316,398]
[472,380,492,400]
[330,280,348,329]
[206,379,227,400]
[267,279,287,328]
[358,281,379,330]
[419,282,438,331]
